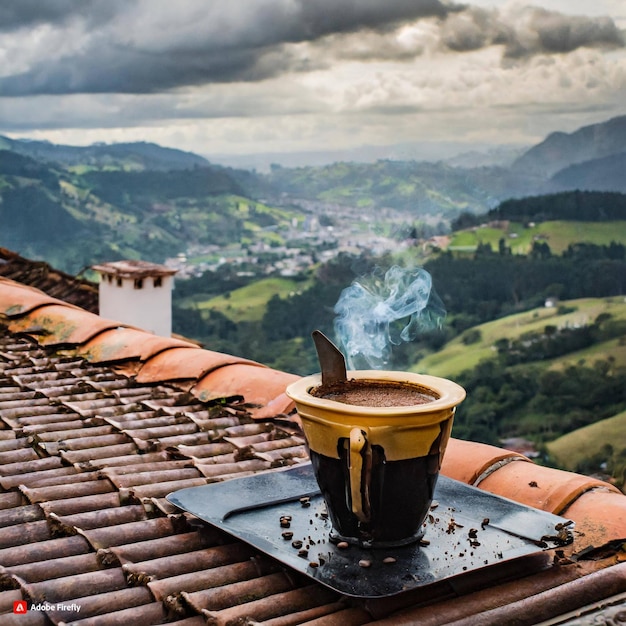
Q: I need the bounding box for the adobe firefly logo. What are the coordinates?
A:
[13,600,28,614]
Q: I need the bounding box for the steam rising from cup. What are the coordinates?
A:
[334,266,445,369]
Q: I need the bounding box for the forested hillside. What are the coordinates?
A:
[0,143,303,273]
[258,159,534,216]
[488,190,626,222]
[551,153,626,194]
[453,190,626,227]
[0,136,209,171]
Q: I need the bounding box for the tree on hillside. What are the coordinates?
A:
[488,190,626,223]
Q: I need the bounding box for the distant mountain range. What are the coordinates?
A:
[0,136,209,171]
[551,151,626,194]
[1,114,625,273]
[512,115,626,178]
[208,141,528,172]
[247,115,626,212]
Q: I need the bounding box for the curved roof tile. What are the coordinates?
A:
[476,458,622,514]
[248,392,297,420]
[135,347,264,385]
[75,327,198,363]
[192,363,300,404]
[562,489,626,547]
[441,437,530,485]
[7,303,126,346]
[0,276,77,318]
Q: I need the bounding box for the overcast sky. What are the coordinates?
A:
[0,0,625,159]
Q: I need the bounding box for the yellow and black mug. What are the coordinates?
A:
[286,371,466,547]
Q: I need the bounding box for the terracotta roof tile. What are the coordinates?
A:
[0,251,98,313]
[60,443,140,463]
[69,601,170,626]
[124,542,253,581]
[0,267,625,626]
[7,304,124,346]
[0,276,79,318]
[441,437,531,485]
[475,456,622,514]
[135,346,264,385]
[296,606,373,625]
[52,587,154,624]
[0,535,91,567]
[106,529,222,564]
[202,585,340,625]
[1,551,102,583]
[249,391,297,420]
[76,327,199,364]
[0,466,78,491]
[367,560,623,626]
[561,489,626,547]
[192,363,300,404]
[181,571,295,613]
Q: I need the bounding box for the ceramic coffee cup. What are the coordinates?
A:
[286,371,466,547]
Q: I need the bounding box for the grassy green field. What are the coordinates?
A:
[449,221,626,255]
[414,297,626,378]
[546,410,626,471]
[549,336,626,370]
[182,277,309,323]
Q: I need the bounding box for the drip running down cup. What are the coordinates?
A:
[286,369,466,547]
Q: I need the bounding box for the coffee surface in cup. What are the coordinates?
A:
[312,380,436,407]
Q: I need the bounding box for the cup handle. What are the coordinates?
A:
[349,427,369,523]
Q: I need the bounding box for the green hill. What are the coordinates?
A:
[546,411,626,488]
[416,297,626,379]
[0,145,304,274]
[1,136,210,171]
[547,410,626,470]
[410,295,626,481]
[449,220,626,255]
[180,276,310,323]
[262,159,535,217]
[449,191,626,255]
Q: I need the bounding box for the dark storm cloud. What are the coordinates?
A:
[0,44,300,95]
[0,0,461,96]
[524,8,624,56]
[295,0,454,35]
[440,6,624,58]
[0,0,623,98]
[0,0,121,31]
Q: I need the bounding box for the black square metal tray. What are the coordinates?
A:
[167,462,573,598]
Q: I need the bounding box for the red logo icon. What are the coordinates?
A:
[13,601,28,614]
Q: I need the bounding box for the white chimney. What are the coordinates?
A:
[92,260,177,337]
